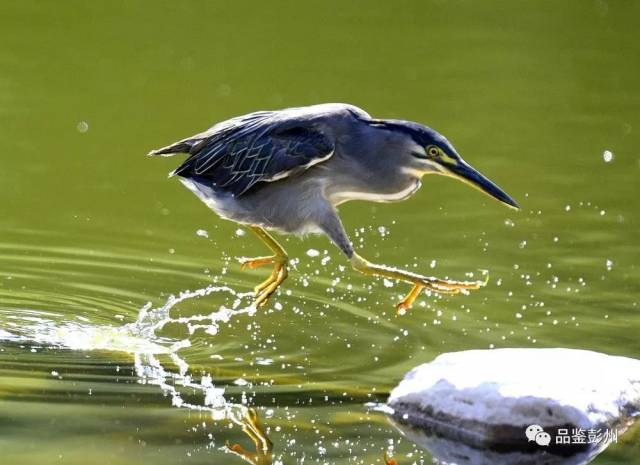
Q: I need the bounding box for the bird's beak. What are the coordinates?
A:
[442,159,519,210]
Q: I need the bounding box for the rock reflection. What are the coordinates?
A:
[389,419,602,465]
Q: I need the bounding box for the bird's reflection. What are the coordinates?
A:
[223,408,395,465]
[226,408,273,465]
[2,285,276,461]
[11,282,606,465]
[384,452,398,465]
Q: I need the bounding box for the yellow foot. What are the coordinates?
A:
[395,276,485,314]
[226,408,273,465]
[238,255,288,307]
[351,253,487,314]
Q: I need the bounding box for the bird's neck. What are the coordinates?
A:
[325,170,421,206]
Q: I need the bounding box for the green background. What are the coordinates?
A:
[1,1,639,464]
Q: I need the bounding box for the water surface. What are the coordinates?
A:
[1,1,639,464]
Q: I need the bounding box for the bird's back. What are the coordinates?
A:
[148,103,369,196]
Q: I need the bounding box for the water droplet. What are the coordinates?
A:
[603,150,614,163]
[235,229,245,237]
[306,249,320,257]
[217,83,231,97]
[196,229,208,238]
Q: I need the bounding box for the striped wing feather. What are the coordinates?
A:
[154,112,334,196]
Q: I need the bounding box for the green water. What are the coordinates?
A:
[1,1,639,464]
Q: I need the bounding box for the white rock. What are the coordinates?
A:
[0,329,23,341]
[388,348,640,453]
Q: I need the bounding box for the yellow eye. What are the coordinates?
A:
[427,146,439,157]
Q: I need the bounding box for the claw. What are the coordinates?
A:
[238,254,288,307]
[479,269,490,286]
[253,261,287,307]
[396,276,485,314]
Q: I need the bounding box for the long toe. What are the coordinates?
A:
[254,272,277,295]
[238,256,276,270]
[421,276,484,291]
[395,284,424,314]
[254,273,281,307]
[443,279,483,290]
[428,284,461,295]
[225,442,257,464]
[253,263,288,308]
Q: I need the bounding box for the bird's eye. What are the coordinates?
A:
[427,146,440,158]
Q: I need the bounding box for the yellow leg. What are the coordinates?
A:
[237,226,288,307]
[351,253,485,314]
[226,408,273,465]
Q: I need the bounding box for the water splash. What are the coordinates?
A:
[1,284,259,426]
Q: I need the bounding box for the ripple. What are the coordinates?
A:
[1,209,638,463]
[0,227,415,409]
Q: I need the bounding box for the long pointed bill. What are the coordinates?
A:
[445,160,519,209]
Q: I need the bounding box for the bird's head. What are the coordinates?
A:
[373,119,519,210]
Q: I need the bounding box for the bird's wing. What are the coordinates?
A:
[149,111,334,196]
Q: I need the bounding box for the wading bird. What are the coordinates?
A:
[149,104,518,312]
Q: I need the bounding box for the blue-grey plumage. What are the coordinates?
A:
[149,103,518,311]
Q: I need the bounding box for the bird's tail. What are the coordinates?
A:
[147,140,193,157]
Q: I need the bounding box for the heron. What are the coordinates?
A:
[149,103,518,312]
